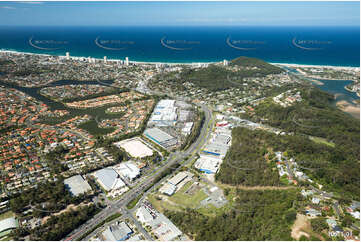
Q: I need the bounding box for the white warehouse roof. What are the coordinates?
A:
[136,206,154,224]
[202,143,229,157]
[195,155,223,174]
[0,217,18,233]
[114,138,153,158]
[149,213,182,241]
[212,134,231,146]
[102,222,133,241]
[94,168,125,191]
[168,171,189,186]
[157,99,176,108]
[149,99,178,126]
[115,161,140,181]
[64,175,92,196]
[159,183,177,196]
[144,128,177,148]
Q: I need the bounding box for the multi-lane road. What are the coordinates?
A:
[63,103,213,241]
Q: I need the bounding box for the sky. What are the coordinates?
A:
[0,1,359,27]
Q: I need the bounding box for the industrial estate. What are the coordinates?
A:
[0,45,359,242]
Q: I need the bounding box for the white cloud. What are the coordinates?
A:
[0,6,16,10]
[18,1,43,4]
[175,18,248,23]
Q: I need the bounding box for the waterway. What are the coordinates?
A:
[0,79,121,135]
[0,67,359,129]
[314,79,358,104]
[283,67,359,103]
[0,79,114,110]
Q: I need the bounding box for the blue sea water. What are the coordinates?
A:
[0,26,359,66]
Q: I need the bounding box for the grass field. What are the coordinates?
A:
[309,136,335,147]
[147,195,182,213]
[168,181,208,209]
[148,179,239,218]
[148,181,208,213]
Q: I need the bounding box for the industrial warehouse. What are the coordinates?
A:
[143,127,177,149]
[93,168,127,195]
[114,137,154,158]
[144,99,196,150]
[101,221,133,241]
[0,217,18,240]
[195,121,232,174]
[159,171,193,196]
[113,161,141,181]
[147,99,178,127]
[64,175,92,196]
[194,155,223,174]
[201,132,231,158]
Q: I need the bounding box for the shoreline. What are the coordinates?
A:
[273,62,359,70]
[1,49,360,69]
[336,100,360,119]
[309,79,324,86]
[0,49,216,66]
[344,85,360,97]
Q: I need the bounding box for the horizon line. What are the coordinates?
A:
[0,24,360,27]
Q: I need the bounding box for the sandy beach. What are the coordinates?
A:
[274,62,359,71]
[310,79,324,85]
[1,49,359,69]
[0,49,216,66]
[336,100,360,119]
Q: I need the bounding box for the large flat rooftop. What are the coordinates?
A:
[195,155,223,174]
[143,128,177,148]
[114,138,153,158]
[64,175,92,196]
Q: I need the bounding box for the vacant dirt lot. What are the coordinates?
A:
[291,213,311,240]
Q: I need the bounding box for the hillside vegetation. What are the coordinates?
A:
[171,56,284,92]
[215,127,281,186]
[221,87,360,199]
[230,56,283,74]
[165,189,298,240]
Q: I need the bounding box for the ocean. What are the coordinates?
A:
[0,25,359,66]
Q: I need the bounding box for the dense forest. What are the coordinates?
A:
[31,204,99,241]
[215,127,281,186]
[9,179,92,217]
[221,87,359,199]
[249,88,359,150]
[165,189,298,240]
[180,57,283,92]
[180,65,235,91]
[230,56,284,74]
[217,124,359,199]
[152,56,284,92]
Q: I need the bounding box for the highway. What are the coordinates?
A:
[63,102,213,241]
